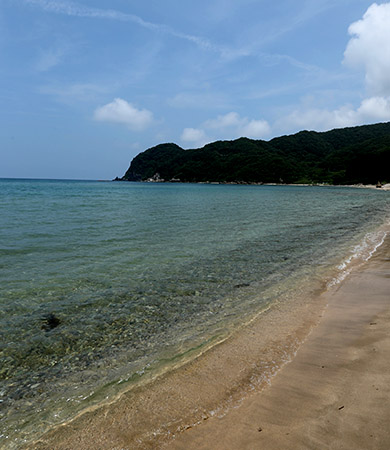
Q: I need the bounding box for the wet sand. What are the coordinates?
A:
[31,237,390,450]
[169,239,390,449]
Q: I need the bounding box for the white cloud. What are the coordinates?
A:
[94,98,153,131]
[273,3,390,135]
[344,2,390,96]
[23,0,232,56]
[357,96,390,121]
[241,119,271,138]
[180,128,209,148]
[278,105,359,132]
[180,112,271,147]
[204,112,271,139]
[275,96,390,134]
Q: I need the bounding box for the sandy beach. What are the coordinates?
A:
[169,237,390,450]
[30,234,390,450]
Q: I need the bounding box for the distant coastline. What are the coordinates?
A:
[117,121,390,186]
[114,177,390,191]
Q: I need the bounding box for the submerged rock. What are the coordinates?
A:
[41,313,61,331]
[234,283,250,288]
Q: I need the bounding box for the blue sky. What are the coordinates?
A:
[1,0,390,179]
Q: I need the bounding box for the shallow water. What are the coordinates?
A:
[0,179,389,447]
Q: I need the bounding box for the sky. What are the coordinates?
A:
[1,0,390,179]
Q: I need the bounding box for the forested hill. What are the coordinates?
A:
[119,122,390,185]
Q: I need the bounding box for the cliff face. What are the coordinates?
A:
[119,122,390,185]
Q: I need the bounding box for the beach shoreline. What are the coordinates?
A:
[29,232,390,449]
[29,282,328,449]
[168,233,390,449]
[117,179,390,191]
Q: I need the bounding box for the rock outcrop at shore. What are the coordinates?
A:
[117,122,390,185]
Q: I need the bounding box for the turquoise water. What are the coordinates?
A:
[1,179,389,447]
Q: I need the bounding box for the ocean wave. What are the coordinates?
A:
[327,222,390,288]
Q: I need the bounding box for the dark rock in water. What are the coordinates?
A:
[41,313,61,331]
[122,170,142,181]
[234,283,250,288]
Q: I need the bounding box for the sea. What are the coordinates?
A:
[1,178,389,448]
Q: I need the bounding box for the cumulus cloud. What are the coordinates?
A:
[204,112,271,139]
[275,3,390,135]
[241,119,271,138]
[180,112,271,147]
[278,105,359,132]
[344,2,390,96]
[275,96,390,134]
[181,128,209,147]
[94,98,153,131]
[357,96,390,120]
